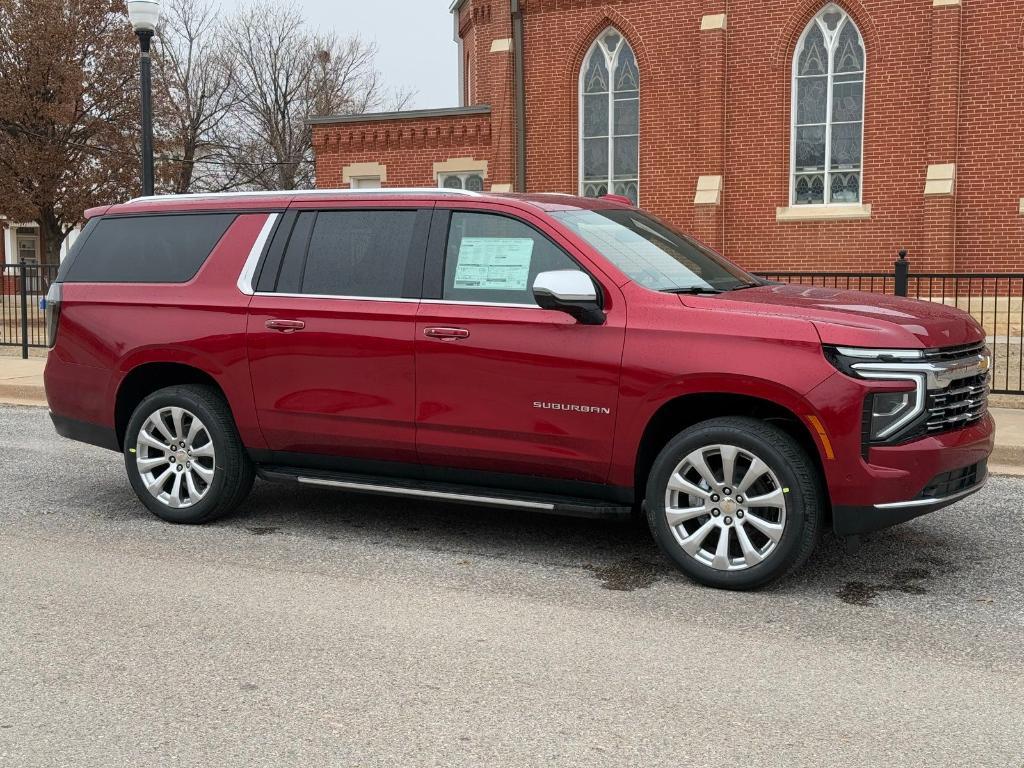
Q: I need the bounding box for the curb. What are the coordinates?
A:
[990,444,1024,468]
[0,384,47,408]
[990,463,1024,477]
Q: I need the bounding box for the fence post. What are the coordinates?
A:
[19,266,29,359]
[895,250,909,297]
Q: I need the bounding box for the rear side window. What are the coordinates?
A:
[299,210,418,298]
[64,213,235,283]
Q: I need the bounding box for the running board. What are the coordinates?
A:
[257,466,632,519]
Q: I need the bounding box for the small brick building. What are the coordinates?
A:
[310,0,1024,274]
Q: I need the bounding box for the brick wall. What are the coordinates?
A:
[312,110,494,189]
[312,0,1024,275]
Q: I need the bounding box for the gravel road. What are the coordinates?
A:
[1,405,1022,767]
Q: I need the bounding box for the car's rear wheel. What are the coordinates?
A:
[124,384,254,524]
[646,416,822,590]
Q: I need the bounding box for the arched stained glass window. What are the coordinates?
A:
[792,4,865,205]
[579,28,639,205]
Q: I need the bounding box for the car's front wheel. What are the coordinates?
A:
[124,384,254,524]
[646,416,823,590]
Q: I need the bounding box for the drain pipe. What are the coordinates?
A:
[511,0,526,192]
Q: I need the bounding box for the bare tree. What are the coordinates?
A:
[153,0,247,193]
[0,0,138,262]
[221,2,415,190]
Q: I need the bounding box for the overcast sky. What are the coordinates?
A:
[227,0,460,110]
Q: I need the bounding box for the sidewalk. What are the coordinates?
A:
[0,355,50,407]
[2,354,1022,474]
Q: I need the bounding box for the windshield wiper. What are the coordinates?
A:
[661,286,724,295]
[724,283,764,292]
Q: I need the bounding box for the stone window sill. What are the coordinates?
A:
[776,204,872,223]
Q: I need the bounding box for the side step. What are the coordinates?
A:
[257,466,632,520]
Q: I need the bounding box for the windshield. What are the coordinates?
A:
[551,209,759,293]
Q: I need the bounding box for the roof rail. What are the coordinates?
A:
[125,187,484,204]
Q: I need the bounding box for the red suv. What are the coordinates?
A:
[43,189,994,589]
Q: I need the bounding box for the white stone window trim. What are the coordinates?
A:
[342,162,388,189]
[776,203,872,222]
[578,27,640,205]
[789,4,867,209]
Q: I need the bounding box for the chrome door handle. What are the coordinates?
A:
[265,319,305,333]
[423,327,470,340]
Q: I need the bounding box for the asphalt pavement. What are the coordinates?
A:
[1,404,1022,767]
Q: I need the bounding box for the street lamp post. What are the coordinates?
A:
[126,0,161,197]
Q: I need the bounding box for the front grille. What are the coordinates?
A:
[917,460,987,500]
[924,371,989,434]
[922,341,986,362]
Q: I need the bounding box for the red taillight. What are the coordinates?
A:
[45,282,62,348]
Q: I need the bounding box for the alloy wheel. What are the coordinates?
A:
[663,443,788,571]
[134,406,216,509]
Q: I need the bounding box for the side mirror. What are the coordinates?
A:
[532,270,606,326]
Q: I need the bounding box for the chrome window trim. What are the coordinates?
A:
[236,213,280,296]
[421,299,540,310]
[250,292,542,309]
[253,291,419,303]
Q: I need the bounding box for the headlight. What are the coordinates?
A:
[859,373,926,440]
[867,389,919,440]
[825,346,928,442]
[826,344,991,445]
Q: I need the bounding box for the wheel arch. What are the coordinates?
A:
[631,391,832,519]
[114,363,227,450]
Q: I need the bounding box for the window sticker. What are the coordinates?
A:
[453,237,534,291]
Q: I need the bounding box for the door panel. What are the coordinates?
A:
[246,205,428,462]
[248,296,419,460]
[415,303,624,482]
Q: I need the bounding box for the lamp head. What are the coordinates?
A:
[126,0,160,34]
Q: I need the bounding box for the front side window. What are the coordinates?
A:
[791,4,865,205]
[443,212,583,305]
[439,171,485,192]
[579,28,639,205]
[552,208,757,293]
[299,210,418,298]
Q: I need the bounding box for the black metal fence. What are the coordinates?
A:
[761,257,1024,396]
[1,264,60,358]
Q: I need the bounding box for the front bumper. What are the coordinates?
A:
[806,373,995,535]
[833,459,988,536]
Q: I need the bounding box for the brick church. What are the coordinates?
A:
[310,0,1024,274]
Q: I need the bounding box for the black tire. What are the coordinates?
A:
[645,416,822,590]
[123,384,255,524]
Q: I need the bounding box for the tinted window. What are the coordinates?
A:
[64,214,235,283]
[443,212,582,305]
[275,212,315,294]
[300,210,417,298]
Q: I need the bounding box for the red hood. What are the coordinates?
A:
[682,284,986,349]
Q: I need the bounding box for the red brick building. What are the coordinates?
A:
[310,0,1024,274]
